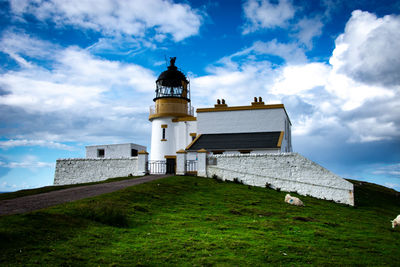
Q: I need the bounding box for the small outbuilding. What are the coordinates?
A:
[85,143,146,158]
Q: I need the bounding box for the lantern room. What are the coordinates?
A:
[149,57,194,120]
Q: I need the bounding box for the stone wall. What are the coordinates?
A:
[54,157,140,185]
[206,153,354,206]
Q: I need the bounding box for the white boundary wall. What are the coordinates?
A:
[206,153,354,206]
[54,157,140,185]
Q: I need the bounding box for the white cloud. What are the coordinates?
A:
[211,39,307,72]
[0,31,155,144]
[9,0,203,42]
[272,63,330,95]
[331,10,400,87]
[194,10,400,144]
[0,155,54,169]
[294,17,323,48]
[268,11,400,142]
[248,40,307,64]
[270,62,398,142]
[0,181,19,191]
[242,0,295,33]
[241,1,323,50]
[0,30,58,61]
[0,32,156,114]
[0,139,74,150]
[87,36,156,56]
[374,164,400,179]
[192,59,275,107]
[347,118,397,143]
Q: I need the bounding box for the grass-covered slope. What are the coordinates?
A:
[0,176,399,266]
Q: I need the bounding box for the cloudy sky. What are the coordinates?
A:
[0,0,399,192]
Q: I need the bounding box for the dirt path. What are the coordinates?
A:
[0,175,170,216]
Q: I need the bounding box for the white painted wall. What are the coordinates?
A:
[197,108,292,152]
[150,117,177,160]
[187,151,198,161]
[175,120,197,152]
[197,109,285,134]
[86,143,146,158]
[150,117,197,161]
[54,158,139,185]
[176,152,186,175]
[205,153,354,206]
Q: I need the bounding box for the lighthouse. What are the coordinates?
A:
[55,57,355,207]
[149,57,197,167]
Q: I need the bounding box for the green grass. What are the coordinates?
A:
[0,176,399,266]
[0,175,142,201]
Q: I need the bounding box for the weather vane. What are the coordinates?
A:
[170,57,176,66]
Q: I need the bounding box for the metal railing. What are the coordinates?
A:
[148,160,166,174]
[149,105,194,117]
[186,160,198,172]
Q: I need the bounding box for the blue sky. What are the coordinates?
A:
[0,0,399,192]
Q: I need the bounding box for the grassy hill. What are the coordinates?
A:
[0,176,399,265]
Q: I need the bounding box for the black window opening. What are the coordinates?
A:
[131,149,138,157]
[162,128,166,139]
[97,149,105,158]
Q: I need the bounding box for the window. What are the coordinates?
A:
[97,149,105,158]
[131,149,138,157]
[161,124,168,141]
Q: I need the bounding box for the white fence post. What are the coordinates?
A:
[137,150,149,175]
[197,149,207,177]
[176,149,187,175]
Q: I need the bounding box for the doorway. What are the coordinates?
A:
[166,158,176,174]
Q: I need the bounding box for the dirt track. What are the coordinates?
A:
[0,175,170,216]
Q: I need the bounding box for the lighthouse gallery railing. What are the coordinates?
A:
[149,104,194,117]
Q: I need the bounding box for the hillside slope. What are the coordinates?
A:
[0,176,399,265]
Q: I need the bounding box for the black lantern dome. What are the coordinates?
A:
[154,57,190,101]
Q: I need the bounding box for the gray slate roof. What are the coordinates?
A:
[187,132,282,151]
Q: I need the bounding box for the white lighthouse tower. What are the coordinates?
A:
[149,58,197,172]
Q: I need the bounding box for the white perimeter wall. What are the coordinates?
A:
[197,108,291,152]
[206,153,354,206]
[54,158,139,185]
